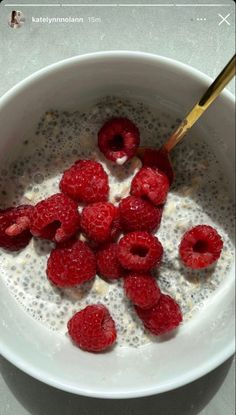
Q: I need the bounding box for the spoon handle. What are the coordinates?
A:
[163,54,236,153]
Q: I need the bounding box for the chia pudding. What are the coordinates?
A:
[0,97,234,347]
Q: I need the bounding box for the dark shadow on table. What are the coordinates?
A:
[0,355,234,415]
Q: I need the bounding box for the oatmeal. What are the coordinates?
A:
[0,97,234,347]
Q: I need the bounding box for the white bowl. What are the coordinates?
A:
[0,52,235,399]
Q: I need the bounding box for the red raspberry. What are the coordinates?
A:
[124,273,161,309]
[0,205,33,251]
[139,148,174,185]
[60,160,109,204]
[179,225,223,269]
[67,304,117,352]
[131,167,169,206]
[30,193,80,243]
[96,243,124,280]
[81,202,120,243]
[98,117,140,163]
[46,240,96,287]
[135,294,182,335]
[118,231,163,272]
[119,196,162,233]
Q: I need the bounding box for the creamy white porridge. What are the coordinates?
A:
[0,97,234,347]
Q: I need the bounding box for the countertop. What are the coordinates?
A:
[0,0,235,414]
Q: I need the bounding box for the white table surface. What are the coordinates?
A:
[0,0,235,414]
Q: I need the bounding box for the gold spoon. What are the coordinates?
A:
[137,54,236,183]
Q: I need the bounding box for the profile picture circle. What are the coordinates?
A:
[8,10,25,29]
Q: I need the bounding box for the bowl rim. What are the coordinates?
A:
[0,50,235,108]
[0,51,235,399]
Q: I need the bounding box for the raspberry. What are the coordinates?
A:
[0,205,33,251]
[179,225,223,269]
[96,243,124,280]
[67,304,117,352]
[124,273,161,309]
[135,293,182,335]
[98,117,140,163]
[119,196,162,233]
[81,202,120,243]
[30,193,80,243]
[139,148,174,185]
[46,240,96,287]
[118,231,163,272]
[60,160,109,204]
[131,167,169,206]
